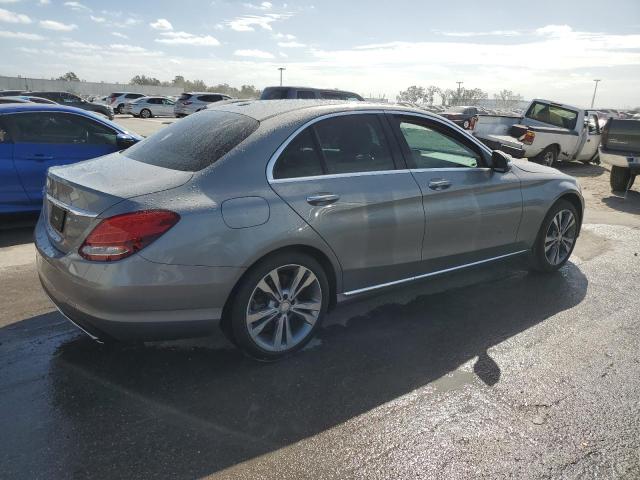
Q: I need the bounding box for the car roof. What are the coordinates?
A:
[206,99,442,122]
[0,103,127,129]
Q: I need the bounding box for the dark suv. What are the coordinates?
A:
[260,86,364,101]
[29,91,114,119]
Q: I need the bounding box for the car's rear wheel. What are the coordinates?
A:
[229,252,329,360]
[140,108,152,119]
[537,146,559,167]
[529,199,579,272]
[610,165,633,191]
[462,119,470,129]
[116,103,125,114]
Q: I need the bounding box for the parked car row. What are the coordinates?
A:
[0,90,114,119]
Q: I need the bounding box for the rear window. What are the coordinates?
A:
[123,110,259,172]
[526,102,578,130]
[179,93,193,100]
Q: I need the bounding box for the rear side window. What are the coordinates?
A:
[198,95,221,102]
[314,114,394,174]
[526,102,578,130]
[123,110,258,172]
[273,129,324,179]
[179,93,192,100]
[296,90,316,99]
[125,93,144,99]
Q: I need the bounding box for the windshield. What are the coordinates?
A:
[123,110,259,172]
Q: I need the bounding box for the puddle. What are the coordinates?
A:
[430,368,478,393]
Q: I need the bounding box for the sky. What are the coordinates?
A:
[1,0,639,107]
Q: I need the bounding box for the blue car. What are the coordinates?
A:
[0,104,140,214]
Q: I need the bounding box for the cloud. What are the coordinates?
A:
[39,0,50,4]
[39,19,77,31]
[274,32,295,40]
[234,49,274,59]
[150,18,172,31]
[0,0,21,3]
[62,40,100,50]
[89,15,105,23]
[63,1,90,11]
[0,29,43,39]
[440,30,521,37]
[155,31,220,46]
[277,41,305,48]
[243,1,272,9]
[535,24,573,37]
[111,31,128,39]
[227,13,290,32]
[0,7,30,23]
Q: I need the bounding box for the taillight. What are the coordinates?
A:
[79,210,179,262]
[522,130,535,145]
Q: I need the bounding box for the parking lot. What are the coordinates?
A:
[1,116,639,479]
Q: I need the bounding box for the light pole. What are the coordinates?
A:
[591,79,601,108]
[456,81,463,106]
[278,67,286,86]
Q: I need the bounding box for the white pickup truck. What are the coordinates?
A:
[472,99,602,167]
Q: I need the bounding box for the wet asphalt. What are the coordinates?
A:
[1,119,639,479]
[0,218,639,479]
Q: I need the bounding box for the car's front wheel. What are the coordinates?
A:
[229,252,329,360]
[140,108,152,118]
[610,165,634,191]
[529,199,579,272]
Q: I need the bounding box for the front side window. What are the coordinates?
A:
[5,112,118,146]
[397,119,480,169]
[526,102,578,130]
[123,110,258,171]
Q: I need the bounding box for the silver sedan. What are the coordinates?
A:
[36,101,583,360]
[129,96,176,118]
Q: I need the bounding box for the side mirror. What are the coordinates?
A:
[491,150,511,173]
[116,133,138,149]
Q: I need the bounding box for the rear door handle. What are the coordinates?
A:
[428,179,451,191]
[306,193,340,206]
[27,154,54,162]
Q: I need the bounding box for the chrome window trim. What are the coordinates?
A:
[342,250,528,296]
[266,108,493,183]
[270,169,409,184]
[46,194,98,218]
[409,167,492,173]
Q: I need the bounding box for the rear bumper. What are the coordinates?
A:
[35,217,244,341]
[600,149,640,174]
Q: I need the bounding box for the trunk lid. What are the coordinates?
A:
[45,152,193,254]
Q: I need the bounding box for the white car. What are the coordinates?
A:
[130,96,176,118]
[473,99,602,166]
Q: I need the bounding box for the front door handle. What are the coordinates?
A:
[306,193,340,206]
[428,179,451,191]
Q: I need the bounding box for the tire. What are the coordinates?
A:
[463,119,470,129]
[536,146,559,167]
[140,108,152,119]
[228,252,329,361]
[610,166,632,191]
[529,199,579,272]
[116,103,125,114]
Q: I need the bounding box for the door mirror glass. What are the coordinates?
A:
[491,150,510,172]
[116,133,139,149]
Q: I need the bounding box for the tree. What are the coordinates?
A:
[447,87,488,106]
[130,75,161,86]
[424,86,440,106]
[57,71,79,82]
[493,89,524,109]
[396,85,426,104]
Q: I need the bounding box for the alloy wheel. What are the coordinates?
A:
[544,209,576,266]
[543,151,555,166]
[246,264,322,352]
